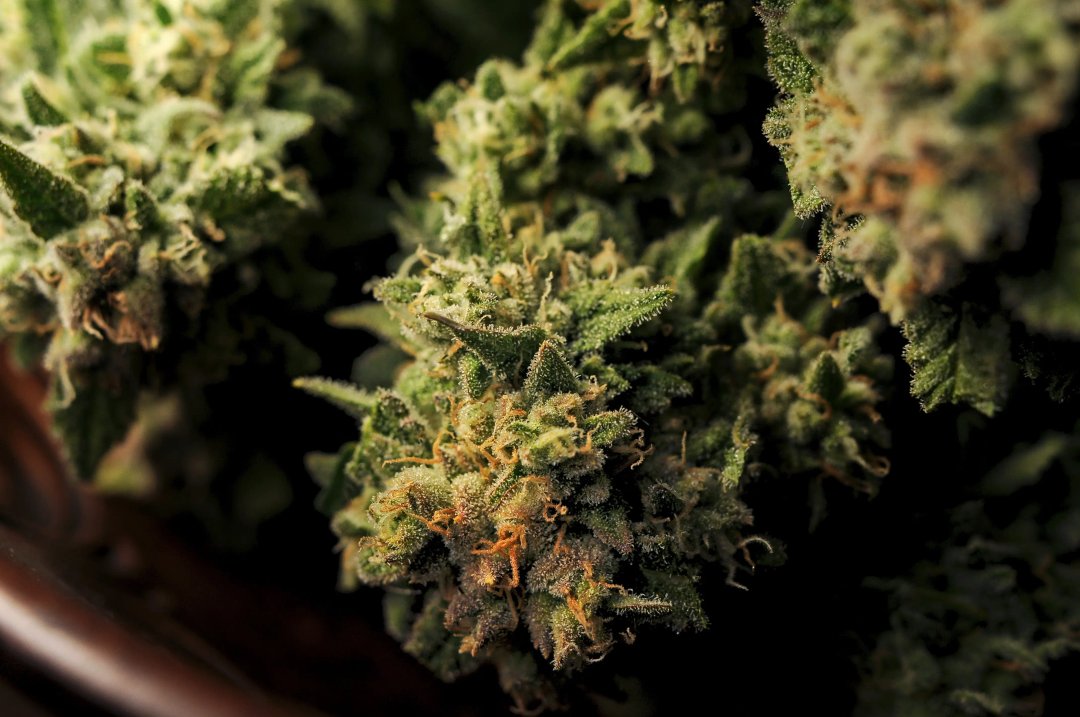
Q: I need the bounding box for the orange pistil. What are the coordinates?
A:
[67,154,107,169]
[818,462,875,495]
[753,354,780,382]
[472,525,526,589]
[798,390,833,421]
[552,523,569,555]
[583,561,625,594]
[382,430,450,467]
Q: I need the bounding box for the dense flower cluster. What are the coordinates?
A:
[0,0,346,475]
[2,1,1078,713]
[761,0,1080,413]
[301,0,889,707]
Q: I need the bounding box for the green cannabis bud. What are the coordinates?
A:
[301,0,889,708]
[857,432,1080,715]
[0,0,343,476]
[760,0,1080,414]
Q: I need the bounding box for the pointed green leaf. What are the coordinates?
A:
[804,353,845,403]
[294,377,374,419]
[252,109,314,157]
[717,234,791,317]
[124,181,161,231]
[570,284,675,352]
[524,340,578,397]
[763,27,818,95]
[21,79,67,126]
[424,313,546,379]
[327,302,406,347]
[223,35,283,104]
[546,0,631,70]
[440,171,509,256]
[0,140,89,238]
[582,409,636,449]
[607,593,674,615]
[457,352,491,399]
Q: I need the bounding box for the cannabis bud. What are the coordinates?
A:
[760,0,1080,413]
[857,432,1080,715]
[0,0,343,476]
[301,0,889,708]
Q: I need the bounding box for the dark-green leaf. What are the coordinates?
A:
[0,140,89,239]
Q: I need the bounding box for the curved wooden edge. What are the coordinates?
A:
[0,345,460,715]
[0,525,321,717]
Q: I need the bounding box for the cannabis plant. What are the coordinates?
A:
[0,0,346,477]
[300,0,890,708]
[857,431,1080,716]
[2,1,1077,713]
[760,0,1080,413]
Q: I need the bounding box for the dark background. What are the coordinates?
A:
[3,2,1080,715]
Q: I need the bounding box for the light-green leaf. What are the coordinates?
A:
[569,284,674,353]
[294,377,374,419]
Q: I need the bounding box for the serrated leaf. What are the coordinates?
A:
[569,284,674,353]
[903,303,1012,416]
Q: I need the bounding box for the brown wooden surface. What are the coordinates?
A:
[0,349,467,716]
